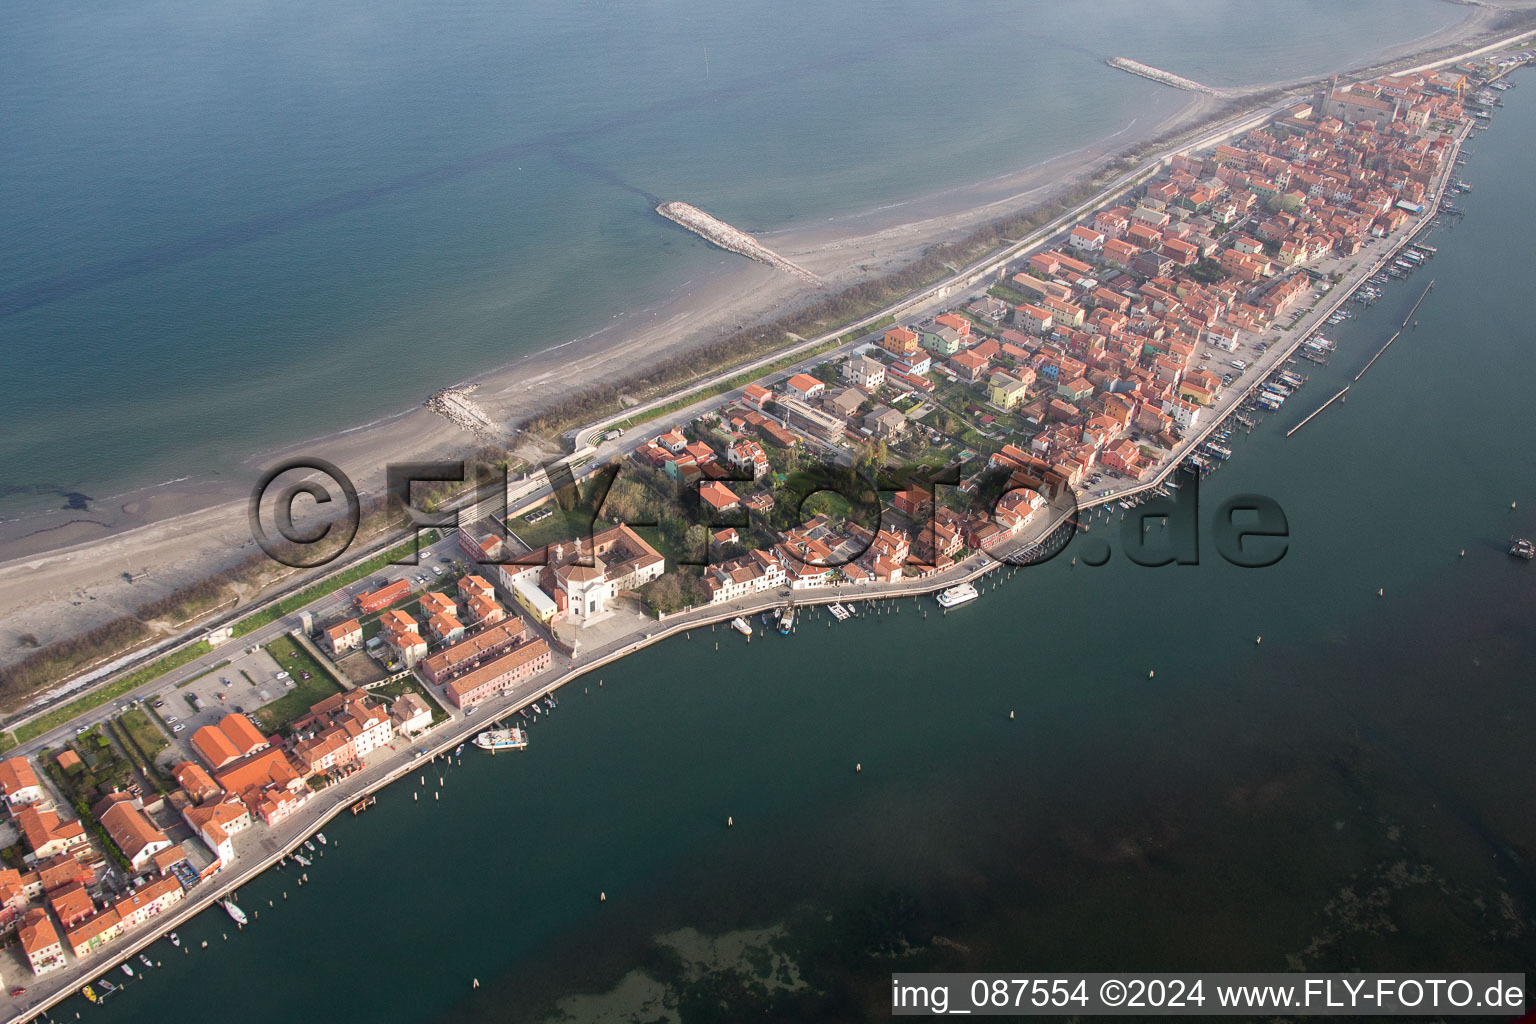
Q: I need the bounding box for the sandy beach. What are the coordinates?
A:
[0,3,1530,678]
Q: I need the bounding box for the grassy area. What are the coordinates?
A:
[253,635,343,732]
[13,639,213,744]
[367,675,450,725]
[117,707,168,761]
[507,506,616,552]
[230,532,436,639]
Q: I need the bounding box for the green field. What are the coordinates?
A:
[117,707,169,761]
[253,636,344,731]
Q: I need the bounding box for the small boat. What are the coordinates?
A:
[548,695,558,708]
[731,616,752,636]
[473,727,529,751]
[96,979,117,995]
[304,840,315,852]
[936,583,979,608]
[1511,538,1535,560]
[316,832,327,846]
[139,954,154,969]
[777,607,795,634]
[83,985,98,1003]
[294,853,312,867]
[222,899,248,926]
[121,963,134,977]
[543,697,554,710]
[454,744,465,757]
[829,603,850,621]
[168,932,181,947]
[518,708,529,720]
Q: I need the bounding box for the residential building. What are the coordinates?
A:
[443,638,553,709]
[19,907,65,975]
[323,619,363,656]
[190,714,269,770]
[0,757,45,809]
[355,579,412,615]
[96,795,173,874]
[843,353,885,391]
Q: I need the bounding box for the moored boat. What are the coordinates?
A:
[731,616,752,636]
[1511,537,1535,560]
[222,899,248,926]
[473,727,529,752]
[936,582,979,608]
[777,607,795,634]
[121,963,134,977]
[83,985,98,1003]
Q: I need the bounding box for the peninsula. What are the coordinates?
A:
[0,32,1530,1024]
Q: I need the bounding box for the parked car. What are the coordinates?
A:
[165,715,178,724]
[172,724,186,733]
[153,700,165,709]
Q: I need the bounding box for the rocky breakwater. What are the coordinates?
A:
[1107,57,1215,95]
[425,385,504,443]
[656,201,823,286]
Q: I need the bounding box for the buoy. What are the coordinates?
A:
[1460,549,1465,557]
[1378,588,1384,597]
[600,892,607,902]
[1513,501,1518,510]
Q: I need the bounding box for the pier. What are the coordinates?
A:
[656,201,823,285]
[1354,279,1434,383]
[1286,386,1350,438]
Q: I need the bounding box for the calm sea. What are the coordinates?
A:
[78,62,1536,1023]
[0,0,1461,519]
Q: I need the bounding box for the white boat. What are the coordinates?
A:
[139,954,153,969]
[829,603,850,621]
[316,833,327,846]
[294,853,312,867]
[473,727,529,752]
[731,616,752,636]
[167,932,180,948]
[304,840,315,852]
[121,963,134,978]
[936,583,979,608]
[222,899,248,926]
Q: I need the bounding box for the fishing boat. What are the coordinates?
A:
[936,582,979,609]
[731,616,752,636]
[168,932,181,948]
[777,607,795,634]
[316,832,327,845]
[294,853,312,867]
[96,979,117,996]
[1511,538,1535,560]
[121,963,134,977]
[139,954,154,969]
[83,985,98,1004]
[473,727,529,752]
[222,899,248,926]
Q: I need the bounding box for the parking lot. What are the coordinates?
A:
[151,645,294,740]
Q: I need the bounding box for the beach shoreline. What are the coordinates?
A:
[0,7,1530,674]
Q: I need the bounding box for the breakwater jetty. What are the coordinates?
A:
[425,385,503,442]
[1107,57,1215,94]
[656,201,823,285]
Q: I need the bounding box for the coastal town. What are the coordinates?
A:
[0,47,1527,1021]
